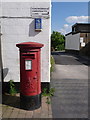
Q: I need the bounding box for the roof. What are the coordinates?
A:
[72,23,90,28]
[65,23,90,36]
[65,32,72,36]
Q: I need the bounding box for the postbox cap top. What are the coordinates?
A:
[16,42,44,49]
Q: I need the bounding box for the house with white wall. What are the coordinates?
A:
[65,23,90,55]
[0,1,51,92]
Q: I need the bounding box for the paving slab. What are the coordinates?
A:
[33,107,41,118]
[25,111,33,118]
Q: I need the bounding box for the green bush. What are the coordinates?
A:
[57,43,65,51]
[51,31,65,51]
[9,80,17,96]
[42,87,55,104]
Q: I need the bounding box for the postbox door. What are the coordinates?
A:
[20,52,40,96]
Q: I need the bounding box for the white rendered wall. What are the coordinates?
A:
[65,33,80,51]
[1,2,51,82]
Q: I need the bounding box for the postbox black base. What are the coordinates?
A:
[20,93,41,110]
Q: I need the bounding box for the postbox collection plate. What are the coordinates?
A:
[25,60,32,70]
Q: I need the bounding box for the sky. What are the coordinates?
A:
[51,2,89,35]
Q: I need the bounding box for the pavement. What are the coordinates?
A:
[51,51,88,118]
[1,94,52,119]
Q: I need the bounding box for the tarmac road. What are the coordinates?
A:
[51,51,88,118]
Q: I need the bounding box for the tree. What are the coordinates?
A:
[51,31,65,51]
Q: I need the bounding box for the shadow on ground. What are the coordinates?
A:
[51,51,90,66]
[2,94,20,109]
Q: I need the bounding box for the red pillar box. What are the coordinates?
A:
[16,42,44,110]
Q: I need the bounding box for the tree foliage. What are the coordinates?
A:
[51,31,65,51]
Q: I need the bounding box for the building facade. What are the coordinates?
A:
[0,1,51,89]
[65,23,90,56]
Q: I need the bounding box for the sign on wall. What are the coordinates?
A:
[35,18,42,31]
[80,37,84,43]
[31,7,50,18]
[81,42,85,47]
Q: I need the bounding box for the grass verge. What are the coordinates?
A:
[50,55,55,72]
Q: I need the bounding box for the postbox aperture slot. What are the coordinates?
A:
[22,54,35,59]
[25,60,32,70]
